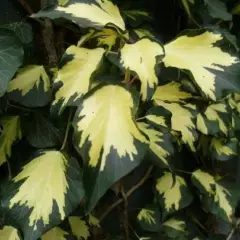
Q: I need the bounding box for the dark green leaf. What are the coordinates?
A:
[0,28,24,97]
[22,113,62,148]
[3,22,33,44]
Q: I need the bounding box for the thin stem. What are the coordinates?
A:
[99,166,153,222]
[17,0,34,14]
[129,224,141,240]
[171,167,192,175]
[121,185,130,240]
[7,160,12,180]
[136,117,146,122]
[8,102,35,112]
[226,219,240,240]
[60,109,73,151]
[226,228,235,240]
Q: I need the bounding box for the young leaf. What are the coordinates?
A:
[137,122,174,168]
[205,0,232,21]
[0,226,21,240]
[156,102,197,151]
[69,217,90,240]
[52,46,105,115]
[31,0,126,31]
[41,227,69,240]
[0,29,24,97]
[192,169,234,222]
[73,84,148,211]
[152,82,192,104]
[0,116,22,166]
[197,102,231,136]
[162,218,187,238]
[155,171,193,214]
[137,203,161,232]
[119,38,164,101]
[210,138,238,161]
[1,150,85,240]
[7,65,51,107]
[163,30,240,100]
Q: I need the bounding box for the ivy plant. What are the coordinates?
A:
[1,0,240,239]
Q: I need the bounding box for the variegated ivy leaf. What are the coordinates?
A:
[41,227,69,240]
[119,38,164,101]
[145,106,172,130]
[1,150,85,240]
[197,102,231,136]
[162,218,187,238]
[137,122,174,168]
[137,203,161,232]
[0,116,22,166]
[155,171,193,214]
[0,29,24,97]
[152,81,193,104]
[163,30,240,100]
[7,65,51,107]
[52,45,105,115]
[0,226,21,240]
[157,102,197,151]
[78,27,120,50]
[69,217,90,240]
[32,0,126,31]
[73,84,148,211]
[210,138,238,161]
[192,169,234,221]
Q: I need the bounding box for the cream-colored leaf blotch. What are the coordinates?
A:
[52,46,105,114]
[7,65,50,96]
[41,227,68,240]
[0,226,20,240]
[74,85,148,171]
[197,103,229,136]
[9,151,69,230]
[78,28,119,50]
[157,102,197,151]
[137,122,171,167]
[33,0,125,31]
[163,31,239,100]
[120,38,164,101]
[192,169,233,221]
[0,116,22,166]
[152,81,192,103]
[163,218,186,232]
[137,209,156,224]
[211,138,238,160]
[156,172,187,211]
[57,0,69,6]
[69,217,90,240]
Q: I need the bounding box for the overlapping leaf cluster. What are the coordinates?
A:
[1,0,240,239]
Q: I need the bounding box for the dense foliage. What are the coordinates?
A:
[1,0,240,239]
